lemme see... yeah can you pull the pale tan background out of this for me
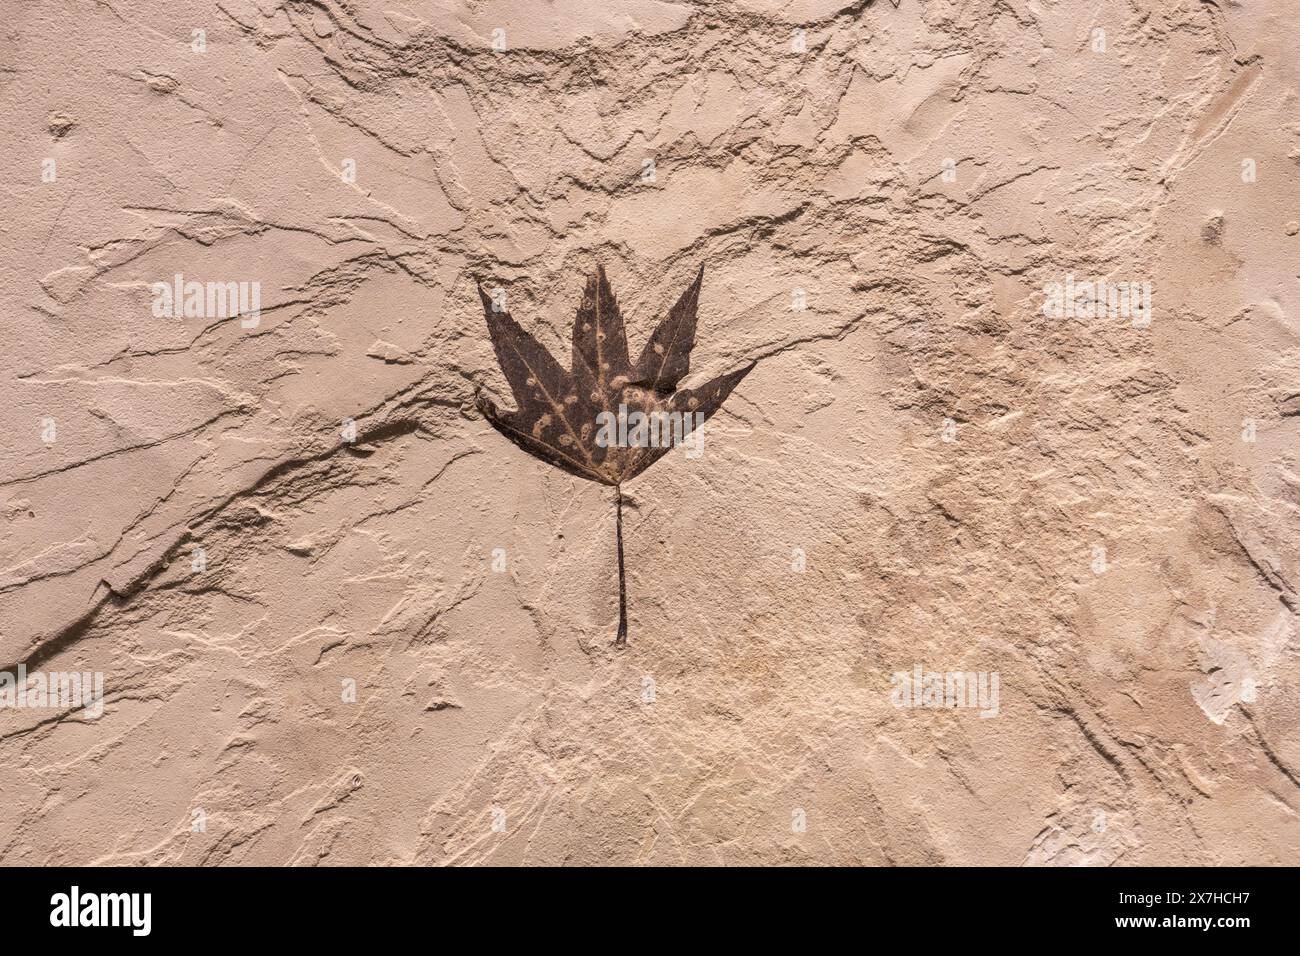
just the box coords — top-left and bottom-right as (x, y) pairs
(1, 0), (1297, 865)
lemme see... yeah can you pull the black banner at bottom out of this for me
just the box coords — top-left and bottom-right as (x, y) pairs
(0, 865), (1286, 941)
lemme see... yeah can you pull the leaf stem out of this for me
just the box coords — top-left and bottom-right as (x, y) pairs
(615, 484), (628, 646)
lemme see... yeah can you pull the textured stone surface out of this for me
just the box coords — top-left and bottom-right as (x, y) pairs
(1, 0), (1297, 865)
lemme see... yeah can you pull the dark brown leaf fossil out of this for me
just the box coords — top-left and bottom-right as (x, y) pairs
(475, 265), (754, 645)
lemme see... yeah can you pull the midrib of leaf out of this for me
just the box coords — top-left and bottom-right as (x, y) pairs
(578, 284), (625, 480)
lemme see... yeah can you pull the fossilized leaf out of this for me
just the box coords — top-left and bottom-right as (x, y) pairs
(477, 265), (752, 486)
